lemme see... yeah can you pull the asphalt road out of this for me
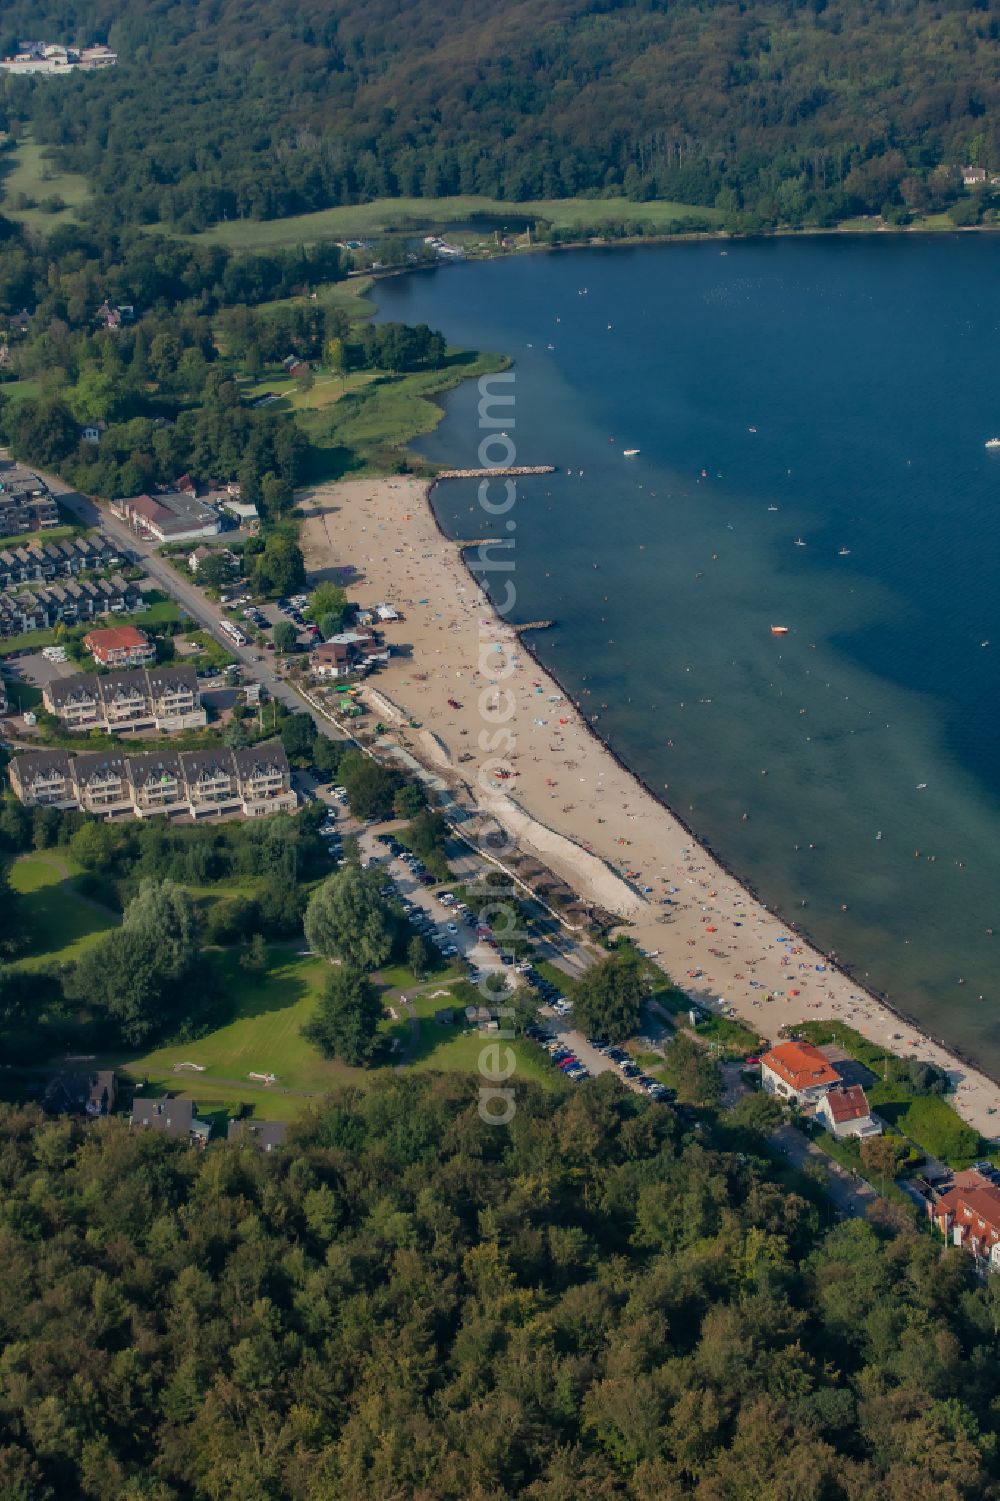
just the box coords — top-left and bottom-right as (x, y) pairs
(49, 479), (337, 736)
(771, 1123), (877, 1218)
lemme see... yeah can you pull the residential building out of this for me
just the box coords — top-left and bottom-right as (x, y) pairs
(311, 627), (390, 680)
(99, 668), (155, 731)
(130, 1097), (210, 1144)
(43, 672), (102, 729)
(128, 751), (186, 817)
(0, 463), (59, 536)
(963, 166), (988, 186)
(42, 665), (206, 734)
(9, 740), (294, 819)
(84, 624), (155, 668)
(232, 741), (298, 816)
(227, 1119), (288, 1152)
(815, 1084), (882, 1139)
(43, 1069), (117, 1117)
(146, 666), (206, 731)
(188, 544), (236, 574)
(81, 420), (107, 444)
(311, 642), (354, 680)
(930, 1166), (1000, 1270)
(73, 751), (134, 815)
(113, 491), (221, 543)
(8, 748), (76, 807)
(760, 1040), (842, 1105)
(180, 748), (241, 817)
(0, 573), (139, 637)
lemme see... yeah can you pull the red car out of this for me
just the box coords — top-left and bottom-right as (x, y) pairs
(447, 697), (461, 709)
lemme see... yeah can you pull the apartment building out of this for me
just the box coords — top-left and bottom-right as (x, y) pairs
(42, 665), (207, 734)
(8, 749), (77, 808)
(9, 740), (296, 820)
(0, 464), (58, 536)
(0, 573), (139, 637)
(83, 625), (155, 668)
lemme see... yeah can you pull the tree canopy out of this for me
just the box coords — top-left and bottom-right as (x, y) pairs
(303, 864), (396, 970)
(0, 1073), (998, 1496)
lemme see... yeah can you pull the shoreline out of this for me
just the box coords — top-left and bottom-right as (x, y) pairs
(300, 473), (1000, 1136)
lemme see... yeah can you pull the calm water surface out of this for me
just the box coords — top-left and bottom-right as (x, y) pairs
(375, 236), (1000, 1071)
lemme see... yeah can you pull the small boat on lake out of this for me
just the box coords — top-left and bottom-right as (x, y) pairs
(838, 547), (851, 556)
(986, 438), (1000, 449)
(794, 537), (807, 547)
(623, 448), (640, 457)
(770, 625), (789, 636)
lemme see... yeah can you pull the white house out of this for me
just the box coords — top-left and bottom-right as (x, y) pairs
(816, 1084), (882, 1139)
(760, 1040), (841, 1106)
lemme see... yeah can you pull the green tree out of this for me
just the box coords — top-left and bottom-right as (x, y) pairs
(407, 933), (431, 979)
(239, 932), (268, 981)
(196, 551), (238, 591)
(280, 712), (316, 761)
(572, 948), (645, 1041)
(338, 750), (402, 820)
(272, 619), (298, 654)
(305, 581), (347, 633)
(68, 820), (120, 872)
(301, 964), (382, 1065)
(664, 1031), (722, 1107)
(253, 534), (304, 597)
(393, 782), (427, 820)
(304, 865), (395, 969)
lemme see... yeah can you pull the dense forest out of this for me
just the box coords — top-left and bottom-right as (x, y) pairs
(1, 1074), (999, 1498)
(2, 0), (999, 229)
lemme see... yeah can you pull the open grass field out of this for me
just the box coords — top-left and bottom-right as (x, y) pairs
(124, 947), (347, 1094)
(10, 851), (118, 968)
(0, 135), (92, 232)
(300, 348), (506, 480)
(181, 195), (723, 251)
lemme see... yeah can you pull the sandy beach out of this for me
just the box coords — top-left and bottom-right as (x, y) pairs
(301, 475), (1000, 1136)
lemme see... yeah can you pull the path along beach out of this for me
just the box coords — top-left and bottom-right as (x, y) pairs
(301, 475), (1000, 1135)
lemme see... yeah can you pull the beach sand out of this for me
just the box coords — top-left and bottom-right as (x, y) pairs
(302, 475), (1000, 1135)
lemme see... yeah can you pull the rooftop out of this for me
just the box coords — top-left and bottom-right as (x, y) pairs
(762, 1040), (842, 1090)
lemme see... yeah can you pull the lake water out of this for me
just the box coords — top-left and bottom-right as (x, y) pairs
(374, 235), (1000, 1073)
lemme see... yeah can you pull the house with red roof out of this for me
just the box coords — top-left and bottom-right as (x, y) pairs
(760, 1040), (841, 1106)
(83, 624), (155, 669)
(930, 1168), (1000, 1271)
(816, 1083), (882, 1139)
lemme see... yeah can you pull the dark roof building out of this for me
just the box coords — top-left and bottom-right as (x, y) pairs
(43, 1069), (116, 1117)
(227, 1119), (288, 1152)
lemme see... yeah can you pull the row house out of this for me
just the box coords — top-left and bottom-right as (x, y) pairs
(0, 534), (117, 589)
(42, 665), (207, 734)
(9, 741), (297, 820)
(0, 573), (139, 637)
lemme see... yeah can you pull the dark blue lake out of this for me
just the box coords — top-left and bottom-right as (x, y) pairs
(375, 234), (1000, 1070)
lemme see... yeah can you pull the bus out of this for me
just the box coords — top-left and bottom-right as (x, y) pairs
(220, 620), (247, 647)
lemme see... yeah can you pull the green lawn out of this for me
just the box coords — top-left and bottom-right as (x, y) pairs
(0, 626), (57, 656)
(123, 947), (346, 1093)
(866, 1083), (982, 1168)
(131, 599), (184, 628)
(180, 194), (722, 250)
(300, 348), (508, 480)
(0, 134), (92, 232)
(0, 523), (78, 549)
(10, 851), (118, 968)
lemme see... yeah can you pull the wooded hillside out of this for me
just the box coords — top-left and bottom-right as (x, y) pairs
(1, 0), (998, 228)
